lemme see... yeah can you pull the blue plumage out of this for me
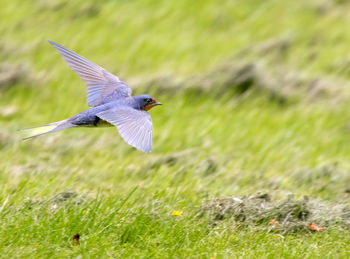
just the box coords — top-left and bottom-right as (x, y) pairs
(24, 42), (162, 153)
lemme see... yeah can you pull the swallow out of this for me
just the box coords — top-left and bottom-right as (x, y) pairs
(23, 41), (162, 153)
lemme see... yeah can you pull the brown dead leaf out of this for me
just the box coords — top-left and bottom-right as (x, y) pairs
(72, 233), (80, 245)
(308, 222), (324, 232)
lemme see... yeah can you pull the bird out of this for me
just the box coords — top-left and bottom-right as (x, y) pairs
(23, 41), (162, 153)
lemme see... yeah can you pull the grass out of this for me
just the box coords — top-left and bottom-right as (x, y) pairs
(1, 0), (350, 257)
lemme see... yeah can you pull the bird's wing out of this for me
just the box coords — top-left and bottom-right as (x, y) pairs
(97, 108), (152, 153)
(49, 41), (132, 107)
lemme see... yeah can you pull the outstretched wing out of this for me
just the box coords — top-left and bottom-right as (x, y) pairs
(97, 108), (152, 153)
(49, 41), (132, 107)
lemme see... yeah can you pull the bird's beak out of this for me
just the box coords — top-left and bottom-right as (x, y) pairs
(154, 102), (162, 106)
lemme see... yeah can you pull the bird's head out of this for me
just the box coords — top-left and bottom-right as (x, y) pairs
(135, 95), (162, 111)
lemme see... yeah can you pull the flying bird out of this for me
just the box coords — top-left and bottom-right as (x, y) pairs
(24, 41), (162, 153)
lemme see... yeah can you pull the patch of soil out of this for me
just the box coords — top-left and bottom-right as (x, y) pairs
(199, 193), (350, 234)
(22, 191), (85, 210)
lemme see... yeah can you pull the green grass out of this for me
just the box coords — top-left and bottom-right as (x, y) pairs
(1, 0), (350, 257)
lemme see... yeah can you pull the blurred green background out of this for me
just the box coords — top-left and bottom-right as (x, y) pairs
(1, 0), (350, 257)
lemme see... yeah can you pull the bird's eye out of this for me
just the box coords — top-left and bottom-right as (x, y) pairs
(145, 98), (152, 103)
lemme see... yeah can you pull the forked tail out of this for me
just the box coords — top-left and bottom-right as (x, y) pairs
(22, 119), (76, 140)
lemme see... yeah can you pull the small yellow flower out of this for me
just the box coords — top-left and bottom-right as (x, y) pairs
(172, 210), (183, 216)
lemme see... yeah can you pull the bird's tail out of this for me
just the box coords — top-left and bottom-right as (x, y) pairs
(21, 119), (76, 140)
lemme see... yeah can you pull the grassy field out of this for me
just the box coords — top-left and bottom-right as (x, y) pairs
(2, 0), (350, 257)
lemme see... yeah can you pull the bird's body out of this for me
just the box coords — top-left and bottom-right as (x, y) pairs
(24, 42), (162, 153)
(68, 96), (146, 127)
(69, 99), (131, 127)
(69, 102), (119, 128)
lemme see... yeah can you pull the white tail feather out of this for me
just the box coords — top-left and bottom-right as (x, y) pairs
(22, 120), (76, 140)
